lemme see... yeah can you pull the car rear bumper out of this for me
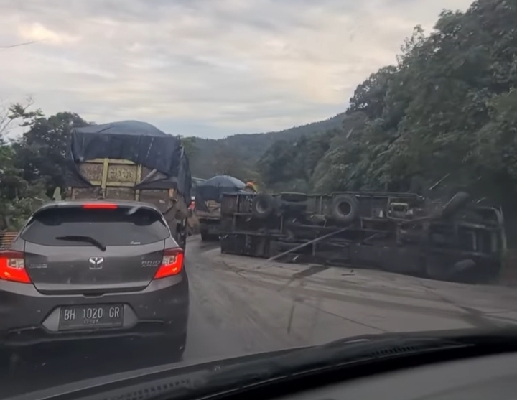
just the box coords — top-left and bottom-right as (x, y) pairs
(0, 275), (189, 346)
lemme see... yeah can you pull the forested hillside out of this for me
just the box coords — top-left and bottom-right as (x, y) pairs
(190, 0), (517, 215)
(187, 113), (346, 179)
(256, 0), (517, 215)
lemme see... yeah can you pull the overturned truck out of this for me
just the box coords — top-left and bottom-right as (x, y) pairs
(219, 191), (505, 283)
(63, 120), (192, 249)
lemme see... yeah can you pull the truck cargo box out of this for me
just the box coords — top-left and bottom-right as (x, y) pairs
(64, 121), (192, 248)
(65, 120), (191, 202)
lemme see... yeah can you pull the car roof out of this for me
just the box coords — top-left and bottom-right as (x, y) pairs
(34, 200), (162, 213)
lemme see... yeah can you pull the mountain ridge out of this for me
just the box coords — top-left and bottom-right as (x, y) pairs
(189, 112), (346, 178)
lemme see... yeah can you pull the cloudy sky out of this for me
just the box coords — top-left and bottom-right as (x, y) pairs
(1, 0), (471, 139)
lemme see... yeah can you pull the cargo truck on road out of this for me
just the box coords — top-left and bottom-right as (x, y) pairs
(195, 175), (247, 241)
(63, 121), (192, 249)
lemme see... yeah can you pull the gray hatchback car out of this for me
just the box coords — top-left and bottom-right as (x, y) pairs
(0, 200), (189, 355)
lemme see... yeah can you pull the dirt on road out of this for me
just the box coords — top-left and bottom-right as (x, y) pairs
(188, 236), (517, 354)
(2, 235), (517, 399)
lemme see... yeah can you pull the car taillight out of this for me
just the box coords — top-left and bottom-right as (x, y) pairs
(0, 250), (31, 284)
(154, 248), (184, 279)
(82, 203), (118, 209)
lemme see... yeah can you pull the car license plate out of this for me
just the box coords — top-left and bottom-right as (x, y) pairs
(58, 304), (124, 331)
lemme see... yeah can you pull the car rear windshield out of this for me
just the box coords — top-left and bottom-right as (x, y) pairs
(21, 207), (170, 246)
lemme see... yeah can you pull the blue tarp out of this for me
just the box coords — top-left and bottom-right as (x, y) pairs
(196, 175), (245, 203)
(65, 120), (192, 201)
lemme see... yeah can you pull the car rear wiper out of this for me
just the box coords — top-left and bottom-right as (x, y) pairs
(125, 205), (143, 215)
(55, 235), (107, 251)
(124, 205), (168, 227)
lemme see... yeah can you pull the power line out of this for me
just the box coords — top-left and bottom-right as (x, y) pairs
(0, 40), (40, 51)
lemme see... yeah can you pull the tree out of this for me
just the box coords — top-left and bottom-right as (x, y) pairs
(257, 130), (336, 192)
(13, 112), (88, 195)
(180, 136), (198, 161)
(257, 0), (517, 212)
(0, 98), (46, 230)
(0, 97), (42, 137)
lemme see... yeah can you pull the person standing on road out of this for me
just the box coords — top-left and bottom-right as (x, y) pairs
(244, 181), (257, 193)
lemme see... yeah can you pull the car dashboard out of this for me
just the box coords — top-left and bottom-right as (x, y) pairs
(275, 352), (517, 400)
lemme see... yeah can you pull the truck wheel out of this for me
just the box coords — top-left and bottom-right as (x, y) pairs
(220, 237), (228, 254)
(330, 194), (359, 224)
(173, 231), (186, 249)
(179, 232), (187, 249)
(252, 194), (276, 218)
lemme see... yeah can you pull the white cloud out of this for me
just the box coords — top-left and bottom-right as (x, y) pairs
(0, 0), (472, 138)
(18, 22), (79, 45)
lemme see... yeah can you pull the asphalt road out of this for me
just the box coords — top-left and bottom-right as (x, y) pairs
(3, 236), (517, 398)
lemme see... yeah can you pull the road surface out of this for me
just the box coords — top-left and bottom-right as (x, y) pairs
(2, 236), (517, 398)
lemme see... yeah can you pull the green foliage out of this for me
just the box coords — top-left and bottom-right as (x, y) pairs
(258, 0), (517, 208)
(188, 113), (346, 178)
(179, 136), (198, 161)
(13, 112), (88, 196)
(257, 130), (337, 192)
(0, 100), (48, 230)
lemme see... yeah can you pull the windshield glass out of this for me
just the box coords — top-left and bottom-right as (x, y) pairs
(1, 0), (516, 398)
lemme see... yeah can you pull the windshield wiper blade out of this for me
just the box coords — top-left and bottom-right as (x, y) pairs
(55, 235), (107, 251)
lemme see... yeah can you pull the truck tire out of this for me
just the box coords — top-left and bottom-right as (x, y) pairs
(252, 194), (276, 218)
(200, 229), (209, 242)
(330, 194), (359, 224)
(171, 221), (187, 249)
(220, 237), (228, 254)
(179, 228), (187, 250)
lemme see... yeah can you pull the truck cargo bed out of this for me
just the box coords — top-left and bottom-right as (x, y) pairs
(67, 158), (188, 248)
